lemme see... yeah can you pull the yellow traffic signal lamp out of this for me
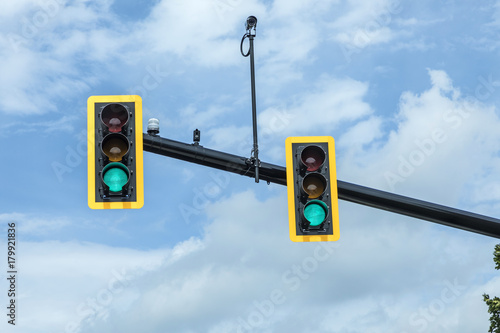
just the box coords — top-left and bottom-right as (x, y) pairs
(87, 95), (144, 209)
(285, 136), (339, 242)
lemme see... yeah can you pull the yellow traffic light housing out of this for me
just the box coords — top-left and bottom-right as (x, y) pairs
(87, 95), (144, 209)
(285, 136), (339, 242)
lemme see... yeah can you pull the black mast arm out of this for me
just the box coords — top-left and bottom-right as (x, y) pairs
(143, 133), (500, 239)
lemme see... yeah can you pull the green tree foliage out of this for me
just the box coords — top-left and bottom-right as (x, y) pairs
(483, 244), (500, 333)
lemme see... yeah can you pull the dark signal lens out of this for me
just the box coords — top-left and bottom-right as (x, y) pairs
(102, 133), (130, 162)
(101, 103), (129, 133)
(302, 173), (327, 199)
(300, 145), (325, 171)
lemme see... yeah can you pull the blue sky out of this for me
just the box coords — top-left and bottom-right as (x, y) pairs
(1, 0), (500, 332)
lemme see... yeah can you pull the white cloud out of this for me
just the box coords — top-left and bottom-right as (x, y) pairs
(4, 63), (500, 329)
(329, 0), (402, 46)
(2, 238), (201, 333)
(0, 1), (116, 114)
(334, 69), (500, 216)
(260, 76), (372, 137)
(269, 0), (337, 19)
(0, 114), (79, 136)
(2, 3), (500, 333)
(207, 124), (253, 153)
(135, 0), (267, 67)
(8, 190), (495, 333)
(179, 103), (233, 130)
(200, 75), (372, 159)
(0, 0), (383, 117)
(0, 0), (48, 21)
(0, 213), (71, 235)
(338, 116), (384, 148)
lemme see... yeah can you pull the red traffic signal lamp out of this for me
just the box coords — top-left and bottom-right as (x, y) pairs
(285, 136), (339, 242)
(87, 95), (144, 209)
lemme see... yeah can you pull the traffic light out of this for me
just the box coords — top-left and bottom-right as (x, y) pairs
(87, 95), (144, 209)
(285, 136), (339, 242)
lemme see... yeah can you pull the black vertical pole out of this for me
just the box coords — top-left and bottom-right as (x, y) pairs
(249, 34), (259, 183)
(241, 16), (260, 183)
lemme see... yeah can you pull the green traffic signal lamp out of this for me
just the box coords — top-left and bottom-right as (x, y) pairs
(102, 162), (130, 193)
(303, 200), (329, 227)
(285, 136), (339, 242)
